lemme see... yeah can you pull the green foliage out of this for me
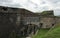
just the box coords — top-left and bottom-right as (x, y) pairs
(41, 11), (53, 15)
(41, 11), (48, 15)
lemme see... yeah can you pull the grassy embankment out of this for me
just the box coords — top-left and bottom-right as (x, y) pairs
(42, 23), (60, 38)
(33, 23), (60, 38)
(32, 29), (49, 38)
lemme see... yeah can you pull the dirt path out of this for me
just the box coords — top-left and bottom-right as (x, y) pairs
(26, 37), (31, 38)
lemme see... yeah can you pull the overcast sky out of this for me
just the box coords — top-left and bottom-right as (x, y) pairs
(0, 0), (60, 16)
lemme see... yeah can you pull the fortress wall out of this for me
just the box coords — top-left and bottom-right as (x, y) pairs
(40, 17), (55, 28)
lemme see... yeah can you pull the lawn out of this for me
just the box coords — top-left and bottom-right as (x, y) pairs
(42, 23), (60, 38)
(32, 23), (60, 38)
(32, 29), (49, 38)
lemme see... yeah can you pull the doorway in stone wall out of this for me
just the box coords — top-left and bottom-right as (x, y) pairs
(40, 23), (43, 28)
(52, 24), (54, 27)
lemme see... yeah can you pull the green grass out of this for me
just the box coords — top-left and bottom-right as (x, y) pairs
(32, 29), (49, 38)
(32, 23), (60, 38)
(42, 23), (60, 38)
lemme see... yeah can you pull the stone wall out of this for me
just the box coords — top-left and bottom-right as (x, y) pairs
(0, 6), (37, 38)
(23, 17), (40, 25)
(0, 6), (60, 38)
(0, 13), (17, 38)
(39, 16), (60, 28)
(55, 17), (60, 24)
(40, 16), (55, 28)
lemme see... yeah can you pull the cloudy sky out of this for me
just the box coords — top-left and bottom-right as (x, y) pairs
(0, 0), (60, 16)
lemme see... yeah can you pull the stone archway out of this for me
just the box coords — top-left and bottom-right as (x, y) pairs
(39, 23), (43, 28)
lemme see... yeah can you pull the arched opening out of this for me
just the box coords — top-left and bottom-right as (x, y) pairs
(39, 23), (43, 28)
(52, 24), (54, 26)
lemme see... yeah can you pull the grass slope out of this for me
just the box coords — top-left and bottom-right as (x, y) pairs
(32, 29), (49, 38)
(42, 23), (60, 38)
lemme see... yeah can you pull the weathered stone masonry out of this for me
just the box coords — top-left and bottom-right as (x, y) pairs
(0, 6), (39, 38)
(0, 6), (60, 38)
